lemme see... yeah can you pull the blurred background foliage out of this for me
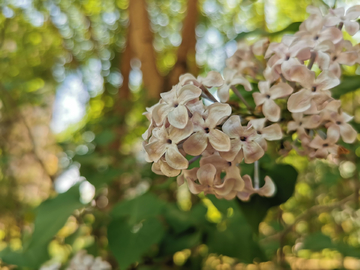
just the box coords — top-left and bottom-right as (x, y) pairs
(1, 0), (360, 269)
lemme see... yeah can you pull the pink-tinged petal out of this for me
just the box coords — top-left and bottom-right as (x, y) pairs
(248, 118), (266, 131)
(340, 123), (357, 143)
(323, 15), (341, 26)
(209, 129), (231, 152)
(214, 178), (235, 196)
(253, 92), (266, 106)
(342, 112), (354, 123)
(231, 76), (252, 91)
(183, 131), (208, 156)
(292, 113), (303, 122)
(243, 141), (264, 164)
(337, 51), (358, 66)
(315, 148), (328, 158)
(160, 87), (177, 103)
(236, 175), (254, 201)
(303, 115), (321, 129)
(315, 71), (340, 90)
(179, 73), (197, 85)
(316, 51), (330, 70)
(257, 176), (276, 197)
(200, 71), (224, 87)
(281, 57), (302, 80)
(177, 84), (202, 104)
(287, 121), (298, 132)
(262, 124), (283, 141)
(346, 5), (360, 16)
(331, 7), (345, 17)
(168, 105), (189, 129)
(165, 145), (188, 170)
(263, 99), (281, 122)
(225, 167), (244, 190)
(327, 125), (340, 144)
(186, 179), (204, 194)
(258, 81), (270, 94)
(223, 115), (242, 138)
(206, 103), (232, 127)
(329, 63), (342, 78)
(169, 120), (193, 143)
(184, 168), (198, 181)
(265, 42), (280, 58)
(217, 84), (230, 102)
(287, 89), (312, 113)
(152, 161), (163, 175)
(289, 65), (315, 89)
(296, 47), (311, 61)
(319, 27), (343, 44)
(144, 141), (167, 162)
(345, 21), (360, 36)
(177, 172), (185, 186)
(187, 99), (205, 114)
(197, 164), (217, 186)
(152, 103), (172, 126)
(270, 83), (293, 99)
(309, 135), (325, 149)
(160, 161), (181, 177)
(256, 137), (268, 151)
(191, 112), (205, 131)
(219, 139), (242, 161)
(263, 66), (280, 82)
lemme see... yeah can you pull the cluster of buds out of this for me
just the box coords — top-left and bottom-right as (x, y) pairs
(142, 5), (360, 201)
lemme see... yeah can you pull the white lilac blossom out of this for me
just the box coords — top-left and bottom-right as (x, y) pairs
(142, 4), (359, 201)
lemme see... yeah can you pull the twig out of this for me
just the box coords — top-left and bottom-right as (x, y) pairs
(260, 193), (356, 244)
(254, 160), (259, 189)
(307, 51), (316, 70)
(200, 86), (218, 103)
(338, 22), (344, 31)
(189, 155), (201, 165)
(230, 85), (253, 111)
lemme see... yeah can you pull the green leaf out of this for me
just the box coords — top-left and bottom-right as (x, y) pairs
(111, 193), (165, 225)
(235, 22), (301, 41)
(206, 211), (267, 263)
(160, 230), (201, 255)
(238, 164), (298, 232)
(0, 185), (83, 268)
(108, 217), (165, 270)
(95, 129), (116, 146)
(302, 232), (334, 251)
(332, 75), (360, 99)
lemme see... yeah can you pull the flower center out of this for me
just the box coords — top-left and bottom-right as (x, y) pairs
(204, 127), (210, 133)
(167, 139), (172, 144)
(333, 56), (338, 61)
(285, 55), (290, 61)
(257, 131), (262, 135)
(314, 35), (319, 40)
(336, 121), (342, 125)
(228, 162), (232, 166)
(311, 86), (317, 92)
(323, 143), (329, 147)
(174, 103), (179, 108)
(299, 122), (302, 126)
(240, 136), (246, 141)
(266, 94), (271, 99)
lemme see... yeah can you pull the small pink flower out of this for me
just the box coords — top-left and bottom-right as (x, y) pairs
(237, 175), (276, 201)
(152, 158), (181, 177)
(324, 6), (360, 35)
(248, 118), (283, 151)
(144, 121), (193, 170)
(152, 84), (201, 129)
(309, 126), (340, 158)
(328, 40), (358, 77)
(183, 103), (232, 156)
(253, 81), (293, 122)
(287, 113), (321, 136)
(217, 68), (252, 102)
(287, 68), (339, 113)
(326, 111), (357, 143)
(221, 115), (264, 163)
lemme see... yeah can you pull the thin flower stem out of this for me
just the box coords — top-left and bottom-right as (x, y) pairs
(189, 155), (201, 165)
(230, 85), (253, 111)
(201, 86), (218, 102)
(307, 51), (316, 70)
(317, 129), (327, 139)
(254, 160), (260, 190)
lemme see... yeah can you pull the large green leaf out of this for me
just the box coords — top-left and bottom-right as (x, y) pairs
(238, 164), (298, 232)
(0, 185), (83, 268)
(332, 75), (360, 99)
(205, 197), (267, 263)
(108, 217), (165, 270)
(111, 193), (165, 225)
